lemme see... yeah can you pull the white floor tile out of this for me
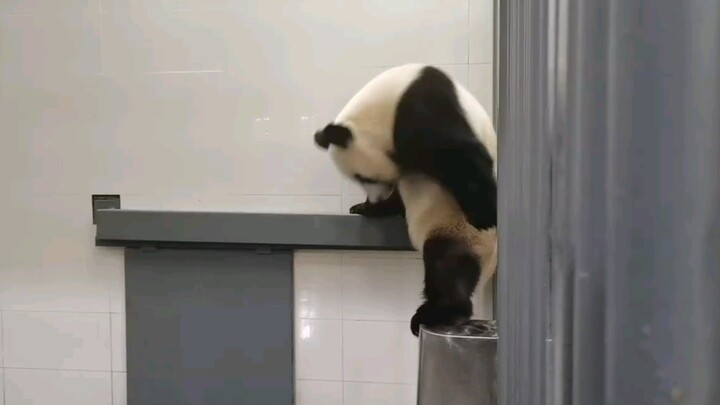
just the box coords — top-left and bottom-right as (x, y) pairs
(4, 368), (111, 405)
(2, 311), (111, 371)
(112, 372), (127, 405)
(295, 380), (342, 405)
(343, 321), (419, 384)
(343, 382), (417, 405)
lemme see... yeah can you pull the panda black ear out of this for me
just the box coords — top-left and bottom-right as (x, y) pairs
(314, 124), (353, 149)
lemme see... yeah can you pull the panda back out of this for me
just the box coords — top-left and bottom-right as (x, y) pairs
(334, 64), (426, 151)
(453, 82), (498, 179)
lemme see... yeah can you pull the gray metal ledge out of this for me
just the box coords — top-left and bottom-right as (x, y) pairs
(94, 209), (414, 251)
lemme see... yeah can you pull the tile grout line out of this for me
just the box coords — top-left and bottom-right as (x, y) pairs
(467, 0), (472, 65)
(109, 313), (114, 403)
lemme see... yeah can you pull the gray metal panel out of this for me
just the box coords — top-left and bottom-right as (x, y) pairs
(604, 0), (720, 403)
(125, 248), (294, 405)
(499, 0), (720, 404)
(95, 209), (413, 251)
(496, 1), (553, 404)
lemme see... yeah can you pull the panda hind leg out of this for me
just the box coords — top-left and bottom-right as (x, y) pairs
(410, 236), (480, 336)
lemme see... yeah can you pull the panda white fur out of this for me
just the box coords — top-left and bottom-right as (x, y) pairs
(313, 63), (498, 231)
(398, 173), (498, 336)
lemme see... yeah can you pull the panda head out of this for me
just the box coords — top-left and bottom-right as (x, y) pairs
(314, 122), (399, 203)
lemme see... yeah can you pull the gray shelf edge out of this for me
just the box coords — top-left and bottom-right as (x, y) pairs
(94, 209), (415, 251)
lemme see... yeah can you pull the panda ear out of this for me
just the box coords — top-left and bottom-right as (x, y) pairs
(314, 124), (353, 149)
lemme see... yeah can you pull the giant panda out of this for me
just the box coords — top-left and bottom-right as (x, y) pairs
(397, 173), (498, 336)
(313, 63), (497, 231)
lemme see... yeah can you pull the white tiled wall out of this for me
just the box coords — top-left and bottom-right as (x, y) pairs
(0, 1), (494, 404)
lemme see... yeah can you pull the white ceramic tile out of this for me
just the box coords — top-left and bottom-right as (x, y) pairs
(101, 0), (228, 14)
(469, 0), (495, 64)
(342, 258), (424, 322)
(295, 319), (342, 381)
(343, 382), (417, 405)
(0, 77), (111, 195)
(109, 253), (125, 314)
(294, 252), (343, 320)
(112, 372), (126, 405)
(0, 311), (4, 366)
(0, 195), (112, 313)
(223, 1), (362, 72)
(101, 6), (227, 74)
(122, 194), (342, 214)
(92, 73), (240, 195)
(0, 0), (97, 15)
(2, 311), (111, 371)
(440, 64), (471, 89)
(468, 64), (494, 118)
(295, 380), (342, 405)
(342, 178), (367, 196)
(4, 368), (111, 405)
(94, 71), (343, 196)
(233, 124), (344, 196)
(319, 0), (470, 66)
(343, 321), (419, 384)
(110, 313), (126, 372)
(0, 13), (101, 83)
(359, 0), (469, 66)
(225, 76), (348, 196)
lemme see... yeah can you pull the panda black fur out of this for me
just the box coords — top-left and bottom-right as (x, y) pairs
(398, 173), (497, 336)
(313, 63), (497, 231)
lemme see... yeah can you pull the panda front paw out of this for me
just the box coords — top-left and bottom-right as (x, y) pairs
(349, 202), (370, 215)
(410, 301), (472, 337)
(349, 201), (388, 217)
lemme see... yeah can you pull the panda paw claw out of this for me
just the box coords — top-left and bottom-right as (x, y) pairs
(350, 201), (388, 217)
(410, 301), (472, 337)
(349, 202), (369, 215)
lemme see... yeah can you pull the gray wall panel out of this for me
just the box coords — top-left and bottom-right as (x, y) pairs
(604, 1), (720, 403)
(498, 0), (720, 404)
(496, 1), (553, 404)
(125, 249), (294, 405)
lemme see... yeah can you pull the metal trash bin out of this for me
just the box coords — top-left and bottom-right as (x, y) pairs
(417, 320), (498, 405)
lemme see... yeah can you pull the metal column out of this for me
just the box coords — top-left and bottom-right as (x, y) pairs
(497, 0), (720, 404)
